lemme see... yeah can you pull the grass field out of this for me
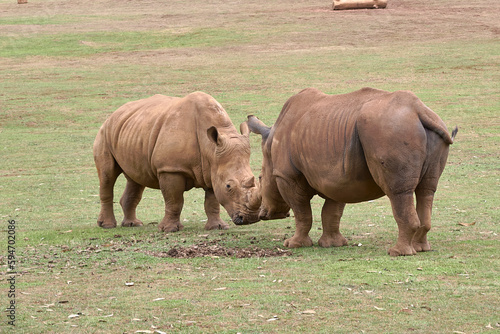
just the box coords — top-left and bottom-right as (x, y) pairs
(1, 0), (499, 333)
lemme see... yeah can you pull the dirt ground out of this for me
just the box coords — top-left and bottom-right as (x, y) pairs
(145, 240), (292, 259)
(1, 0), (499, 68)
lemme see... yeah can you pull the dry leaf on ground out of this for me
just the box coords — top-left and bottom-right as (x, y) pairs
(458, 222), (476, 227)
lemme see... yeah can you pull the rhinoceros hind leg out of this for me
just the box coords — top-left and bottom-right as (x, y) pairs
(158, 173), (186, 233)
(387, 193), (419, 256)
(120, 176), (145, 227)
(204, 190), (230, 230)
(412, 187), (435, 252)
(318, 199), (348, 248)
(412, 235), (431, 253)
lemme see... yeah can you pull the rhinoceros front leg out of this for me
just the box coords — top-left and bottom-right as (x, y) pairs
(120, 176), (145, 227)
(94, 148), (121, 229)
(203, 189), (230, 230)
(318, 199), (348, 248)
(158, 173), (185, 233)
(284, 204), (314, 248)
(277, 178), (314, 248)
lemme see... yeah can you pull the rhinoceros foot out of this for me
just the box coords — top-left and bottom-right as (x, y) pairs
(121, 219), (143, 227)
(204, 218), (230, 231)
(158, 221), (184, 233)
(412, 241), (431, 252)
(412, 229), (431, 252)
(318, 234), (348, 248)
(97, 219), (117, 229)
(284, 235), (313, 248)
(388, 244), (417, 257)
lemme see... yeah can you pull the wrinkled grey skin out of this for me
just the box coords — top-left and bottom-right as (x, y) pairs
(245, 87), (457, 256)
(94, 92), (261, 233)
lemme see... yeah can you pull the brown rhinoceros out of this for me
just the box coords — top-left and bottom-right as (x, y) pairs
(245, 87), (457, 256)
(93, 92), (261, 232)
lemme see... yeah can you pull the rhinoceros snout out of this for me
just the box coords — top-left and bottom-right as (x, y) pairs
(233, 214), (244, 225)
(232, 212), (260, 225)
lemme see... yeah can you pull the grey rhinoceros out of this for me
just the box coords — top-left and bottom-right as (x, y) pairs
(93, 92), (261, 232)
(245, 87), (457, 256)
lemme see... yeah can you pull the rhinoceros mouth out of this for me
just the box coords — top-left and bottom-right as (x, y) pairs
(231, 212), (260, 225)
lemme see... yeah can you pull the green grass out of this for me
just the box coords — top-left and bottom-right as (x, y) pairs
(1, 0), (499, 333)
(0, 15), (81, 26)
(0, 28), (250, 58)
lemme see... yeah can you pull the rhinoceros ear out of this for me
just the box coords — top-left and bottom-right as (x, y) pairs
(240, 121), (250, 137)
(207, 126), (228, 147)
(247, 115), (271, 141)
(207, 126), (220, 145)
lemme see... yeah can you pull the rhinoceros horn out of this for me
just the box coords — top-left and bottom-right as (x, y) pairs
(245, 115), (271, 141)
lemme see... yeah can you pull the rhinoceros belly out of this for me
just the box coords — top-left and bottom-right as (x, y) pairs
(311, 176), (385, 203)
(294, 142), (385, 203)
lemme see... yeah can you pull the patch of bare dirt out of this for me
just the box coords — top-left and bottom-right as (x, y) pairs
(144, 241), (292, 259)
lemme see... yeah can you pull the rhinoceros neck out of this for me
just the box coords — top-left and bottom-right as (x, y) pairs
(199, 147), (214, 189)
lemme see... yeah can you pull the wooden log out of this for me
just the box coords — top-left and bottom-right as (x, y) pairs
(332, 0), (387, 10)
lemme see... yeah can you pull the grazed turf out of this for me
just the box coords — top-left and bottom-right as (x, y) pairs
(0, 0), (499, 333)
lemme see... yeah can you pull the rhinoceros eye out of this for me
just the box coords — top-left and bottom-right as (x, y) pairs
(225, 180), (236, 192)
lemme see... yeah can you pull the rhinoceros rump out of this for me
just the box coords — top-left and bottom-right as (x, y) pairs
(94, 92), (261, 232)
(246, 87), (457, 256)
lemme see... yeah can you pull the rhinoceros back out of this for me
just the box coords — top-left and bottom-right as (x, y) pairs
(272, 88), (384, 173)
(270, 88), (401, 202)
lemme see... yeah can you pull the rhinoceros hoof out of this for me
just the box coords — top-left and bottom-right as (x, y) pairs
(284, 236), (313, 248)
(98, 220), (117, 229)
(318, 235), (348, 248)
(159, 222), (184, 233)
(121, 219), (143, 227)
(388, 245), (417, 257)
(204, 220), (230, 230)
(413, 241), (431, 252)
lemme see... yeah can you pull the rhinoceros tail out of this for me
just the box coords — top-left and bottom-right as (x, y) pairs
(451, 126), (458, 142)
(416, 104), (455, 145)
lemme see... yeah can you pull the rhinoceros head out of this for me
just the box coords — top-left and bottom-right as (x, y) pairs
(207, 126), (261, 225)
(244, 115), (291, 221)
